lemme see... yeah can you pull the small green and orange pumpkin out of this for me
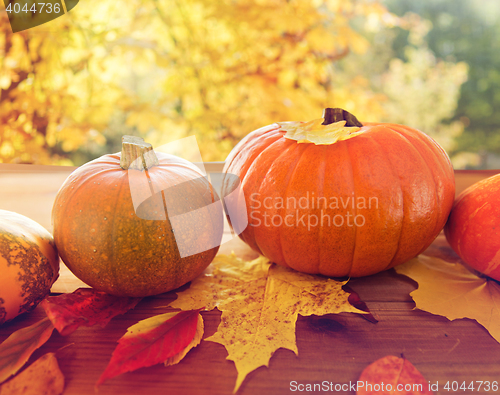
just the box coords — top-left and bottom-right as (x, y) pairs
(0, 210), (59, 325)
(52, 136), (223, 297)
(223, 108), (456, 277)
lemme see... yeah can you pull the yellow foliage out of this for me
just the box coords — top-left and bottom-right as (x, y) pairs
(1, 0), (403, 164)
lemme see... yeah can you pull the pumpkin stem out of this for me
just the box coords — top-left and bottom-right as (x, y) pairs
(322, 108), (363, 127)
(120, 135), (159, 170)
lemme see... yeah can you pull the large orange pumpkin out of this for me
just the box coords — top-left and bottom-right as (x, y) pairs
(0, 210), (59, 325)
(222, 108), (455, 277)
(52, 136), (223, 297)
(445, 173), (500, 281)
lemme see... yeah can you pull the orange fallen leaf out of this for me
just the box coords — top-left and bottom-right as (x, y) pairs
(170, 254), (365, 392)
(96, 309), (203, 387)
(0, 318), (55, 384)
(41, 288), (141, 336)
(395, 255), (500, 343)
(356, 355), (432, 395)
(0, 353), (64, 395)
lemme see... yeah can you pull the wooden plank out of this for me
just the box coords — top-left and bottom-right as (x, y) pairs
(0, 168), (74, 232)
(0, 162), (225, 233)
(454, 169), (500, 197)
(1, 165), (496, 233)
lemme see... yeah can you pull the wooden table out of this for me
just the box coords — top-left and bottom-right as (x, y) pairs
(1, 164), (500, 395)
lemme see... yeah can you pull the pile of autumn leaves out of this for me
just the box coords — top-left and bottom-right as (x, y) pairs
(0, 288), (205, 393)
(1, 251), (499, 394)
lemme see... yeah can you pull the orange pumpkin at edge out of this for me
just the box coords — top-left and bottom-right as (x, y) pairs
(52, 136), (223, 297)
(445, 173), (500, 281)
(222, 108), (456, 277)
(0, 210), (59, 325)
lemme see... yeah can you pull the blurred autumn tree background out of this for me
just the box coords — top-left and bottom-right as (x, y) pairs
(0, 0), (498, 168)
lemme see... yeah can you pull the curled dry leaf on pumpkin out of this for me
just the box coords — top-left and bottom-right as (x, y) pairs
(0, 352), (64, 395)
(169, 253), (365, 393)
(280, 118), (363, 145)
(395, 255), (500, 343)
(0, 318), (55, 385)
(356, 355), (432, 395)
(40, 288), (141, 336)
(96, 309), (203, 387)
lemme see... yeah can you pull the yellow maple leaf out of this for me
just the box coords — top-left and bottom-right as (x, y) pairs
(279, 119), (363, 145)
(169, 254), (364, 392)
(395, 255), (500, 343)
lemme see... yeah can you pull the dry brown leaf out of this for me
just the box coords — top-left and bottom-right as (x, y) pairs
(0, 353), (64, 395)
(41, 288), (141, 336)
(0, 318), (55, 384)
(395, 255), (500, 343)
(170, 254), (364, 392)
